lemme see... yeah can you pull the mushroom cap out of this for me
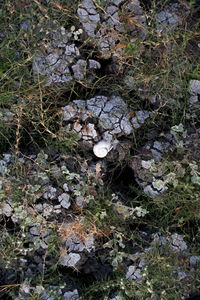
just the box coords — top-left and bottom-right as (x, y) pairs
(93, 140), (112, 158)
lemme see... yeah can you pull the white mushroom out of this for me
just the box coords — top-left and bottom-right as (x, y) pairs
(93, 140), (113, 158)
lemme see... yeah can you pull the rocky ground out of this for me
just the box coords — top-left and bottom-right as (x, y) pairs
(0, 0), (200, 299)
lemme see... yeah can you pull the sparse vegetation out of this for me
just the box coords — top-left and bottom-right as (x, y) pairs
(0, 0), (200, 299)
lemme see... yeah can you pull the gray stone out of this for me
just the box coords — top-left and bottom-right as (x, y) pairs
(20, 20), (31, 32)
(73, 100), (86, 108)
(65, 232), (95, 253)
(155, 3), (187, 33)
(63, 289), (79, 300)
(58, 193), (71, 209)
(89, 14), (100, 23)
(3, 153), (12, 163)
(87, 104), (101, 116)
(126, 265), (142, 281)
(189, 95), (198, 104)
(107, 5), (118, 15)
(107, 13), (120, 27)
(102, 131), (114, 143)
(190, 256), (200, 267)
(136, 110), (150, 124)
(153, 141), (164, 152)
(138, 258), (147, 268)
(156, 11), (171, 22)
(111, 0), (124, 5)
(62, 105), (77, 121)
(177, 271), (187, 280)
(43, 203), (53, 217)
(33, 30), (85, 86)
(43, 186), (57, 200)
(40, 241), (48, 249)
(144, 185), (159, 197)
(60, 252), (81, 268)
(0, 202), (13, 217)
(98, 37), (110, 51)
(63, 183), (69, 192)
(82, 22), (97, 37)
(65, 44), (80, 57)
(124, 75), (135, 89)
(62, 94), (152, 155)
(120, 116), (133, 135)
(82, 123), (98, 140)
(151, 149), (162, 161)
(153, 234), (167, 247)
(82, 0), (97, 14)
(0, 110), (14, 122)
(45, 53), (59, 65)
(131, 117), (140, 129)
(189, 80), (200, 95)
(170, 233), (188, 252)
(88, 59), (101, 69)
(88, 96), (108, 108)
(126, 0), (144, 15)
(73, 122), (82, 133)
(72, 59), (87, 80)
(0, 159), (7, 175)
(30, 226), (40, 236)
(75, 196), (85, 207)
(77, 7), (89, 21)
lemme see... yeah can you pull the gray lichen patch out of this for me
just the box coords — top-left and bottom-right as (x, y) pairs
(32, 25), (101, 86)
(59, 221), (96, 269)
(62, 95), (151, 155)
(155, 3), (190, 34)
(129, 133), (175, 197)
(77, 0), (147, 58)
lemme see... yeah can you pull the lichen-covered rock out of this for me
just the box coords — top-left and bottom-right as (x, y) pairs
(190, 256), (200, 267)
(32, 26), (101, 86)
(0, 202), (13, 217)
(77, 0), (147, 57)
(152, 233), (188, 253)
(62, 95), (151, 158)
(0, 109), (14, 122)
(58, 193), (71, 209)
(59, 221), (96, 269)
(126, 258), (147, 281)
(155, 3), (190, 34)
(170, 233), (188, 253)
(129, 133), (175, 197)
(189, 80), (200, 103)
(63, 289), (79, 300)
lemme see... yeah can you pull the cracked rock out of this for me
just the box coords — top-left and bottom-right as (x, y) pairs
(190, 256), (200, 267)
(129, 134), (175, 197)
(33, 25), (100, 85)
(58, 193), (71, 209)
(155, 3), (190, 34)
(126, 258), (146, 281)
(59, 222), (96, 269)
(189, 80), (200, 95)
(62, 95), (150, 158)
(63, 289), (79, 300)
(60, 252), (82, 268)
(43, 186), (57, 200)
(170, 233), (188, 252)
(78, 0), (146, 57)
(0, 202), (13, 217)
